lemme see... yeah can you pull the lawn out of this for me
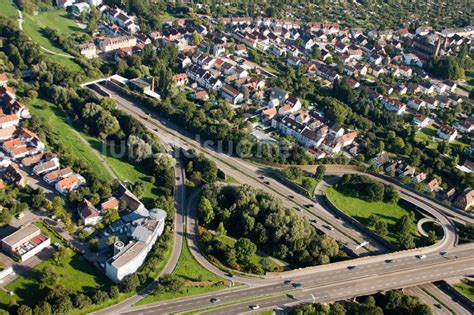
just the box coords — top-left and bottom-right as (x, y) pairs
(136, 242), (229, 305)
(326, 187), (425, 247)
(84, 134), (161, 202)
(0, 243), (111, 309)
(0, 0), (18, 18)
(26, 99), (113, 181)
(216, 235), (282, 270)
(454, 279), (474, 301)
(22, 8), (84, 72)
(23, 9), (83, 54)
(292, 175), (319, 197)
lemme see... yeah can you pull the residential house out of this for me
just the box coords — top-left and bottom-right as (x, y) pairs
(411, 172), (427, 184)
(101, 197), (119, 211)
(412, 113), (429, 128)
(261, 107), (277, 121)
(437, 125), (457, 142)
(3, 164), (27, 186)
(408, 98), (425, 111)
(99, 36), (137, 53)
(220, 84), (243, 104)
(43, 167), (73, 184)
(382, 97), (406, 115)
(425, 178), (439, 193)
(79, 42), (98, 59)
(0, 73), (8, 86)
(33, 158), (60, 176)
(0, 114), (20, 129)
(267, 87), (289, 107)
(453, 190), (474, 211)
(56, 174), (86, 195)
(172, 73), (188, 87)
(106, 7), (140, 33)
(78, 199), (103, 226)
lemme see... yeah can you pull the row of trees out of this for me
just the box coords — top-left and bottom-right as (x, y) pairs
(198, 184), (341, 268)
(290, 289), (433, 315)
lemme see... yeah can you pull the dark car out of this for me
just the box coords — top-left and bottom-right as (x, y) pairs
(385, 259), (394, 263)
(284, 280), (292, 285)
(347, 265), (356, 270)
(304, 204), (314, 208)
(288, 195), (295, 199)
(264, 181), (271, 185)
(210, 298), (220, 303)
(258, 176), (265, 180)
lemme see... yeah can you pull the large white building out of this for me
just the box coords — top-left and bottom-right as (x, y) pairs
(105, 208), (166, 282)
(1, 224), (51, 262)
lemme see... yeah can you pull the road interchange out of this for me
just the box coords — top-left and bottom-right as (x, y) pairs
(88, 80), (473, 314)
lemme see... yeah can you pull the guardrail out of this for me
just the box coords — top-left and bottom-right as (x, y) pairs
(434, 280), (474, 313)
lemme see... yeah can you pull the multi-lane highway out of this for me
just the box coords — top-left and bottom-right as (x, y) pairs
(88, 80), (473, 314)
(124, 244), (474, 314)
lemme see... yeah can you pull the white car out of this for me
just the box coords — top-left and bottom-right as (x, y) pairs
(416, 254), (427, 260)
(250, 305), (260, 310)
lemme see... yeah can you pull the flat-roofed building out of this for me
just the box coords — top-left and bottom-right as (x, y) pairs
(1, 224), (50, 262)
(105, 208), (166, 282)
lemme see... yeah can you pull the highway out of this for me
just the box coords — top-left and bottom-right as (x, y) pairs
(88, 80), (472, 314)
(124, 244), (474, 314)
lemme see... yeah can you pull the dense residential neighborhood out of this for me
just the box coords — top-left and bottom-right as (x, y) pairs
(0, 0), (473, 314)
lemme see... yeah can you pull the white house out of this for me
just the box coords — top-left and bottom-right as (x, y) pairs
(437, 125), (458, 142)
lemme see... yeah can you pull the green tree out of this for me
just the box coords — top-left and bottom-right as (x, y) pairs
(216, 222), (227, 236)
(234, 238), (257, 264)
(197, 197), (214, 226)
(314, 165), (326, 180)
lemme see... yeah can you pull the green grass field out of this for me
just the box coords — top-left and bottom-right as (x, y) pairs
(23, 9), (83, 54)
(84, 135), (161, 202)
(27, 99), (113, 181)
(0, 0), (18, 18)
(326, 187), (424, 246)
(137, 242), (228, 305)
(454, 279), (474, 301)
(216, 235), (282, 270)
(22, 9), (83, 71)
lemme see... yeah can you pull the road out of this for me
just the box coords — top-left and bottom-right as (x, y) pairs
(124, 244), (474, 314)
(89, 81), (469, 314)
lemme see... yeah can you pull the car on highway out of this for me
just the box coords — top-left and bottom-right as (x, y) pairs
(264, 181), (271, 185)
(310, 219), (317, 223)
(416, 254), (427, 260)
(294, 207), (303, 212)
(258, 176), (264, 180)
(250, 305), (260, 310)
(293, 283), (302, 288)
(434, 303), (442, 309)
(304, 204), (314, 208)
(325, 224), (335, 231)
(347, 265), (356, 270)
(440, 251), (448, 257)
(226, 273), (234, 277)
(284, 280), (292, 285)
(385, 259), (394, 263)
(153, 128), (159, 132)
(210, 298), (220, 303)
(288, 195), (294, 199)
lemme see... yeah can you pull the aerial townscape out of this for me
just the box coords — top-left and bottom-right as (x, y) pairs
(0, 0), (473, 314)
